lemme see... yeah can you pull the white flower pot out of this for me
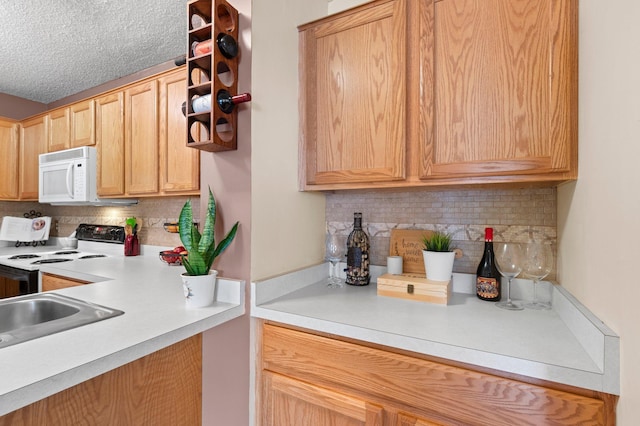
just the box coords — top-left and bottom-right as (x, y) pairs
(181, 270), (217, 308)
(422, 250), (455, 282)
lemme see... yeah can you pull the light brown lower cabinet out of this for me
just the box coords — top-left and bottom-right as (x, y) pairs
(0, 334), (202, 425)
(264, 371), (385, 426)
(41, 273), (91, 291)
(260, 323), (617, 426)
(0, 277), (20, 299)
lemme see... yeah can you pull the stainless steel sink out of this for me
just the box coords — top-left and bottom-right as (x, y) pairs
(0, 293), (124, 349)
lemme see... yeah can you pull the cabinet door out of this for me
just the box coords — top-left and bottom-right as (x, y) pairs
(41, 273), (90, 291)
(70, 99), (96, 147)
(421, 0), (577, 181)
(19, 116), (47, 200)
(299, 0), (407, 187)
(395, 413), (443, 426)
(263, 371), (383, 426)
(158, 69), (199, 194)
(0, 119), (19, 199)
(263, 324), (612, 425)
(125, 80), (159, 195)
(96, 92), (125, 196)
(0, 277), (21, 299)
(0, 335), (202, 425)
(47, 108), (70, 152)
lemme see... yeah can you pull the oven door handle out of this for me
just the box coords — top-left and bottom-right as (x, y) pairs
(66, 163), (74, 199)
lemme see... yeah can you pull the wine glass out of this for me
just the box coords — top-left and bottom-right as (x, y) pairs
(325, 232), (345, 287)
(494, 242), (524, 310)
(522, 242), (553, 310)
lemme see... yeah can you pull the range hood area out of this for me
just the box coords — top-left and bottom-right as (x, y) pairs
(47, 199), (139, 207)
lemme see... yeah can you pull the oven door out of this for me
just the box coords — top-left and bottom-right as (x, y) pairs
(0, 264), (38, 298)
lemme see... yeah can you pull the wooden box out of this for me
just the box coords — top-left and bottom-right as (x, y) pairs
(377, 273), (450, 305)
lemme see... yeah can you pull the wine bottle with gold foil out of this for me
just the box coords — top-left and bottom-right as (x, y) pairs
(345, 213), (370, 286)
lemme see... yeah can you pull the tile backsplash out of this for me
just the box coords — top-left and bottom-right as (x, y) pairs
(325, 188), (557, 279)
(0, 197), (200, 249)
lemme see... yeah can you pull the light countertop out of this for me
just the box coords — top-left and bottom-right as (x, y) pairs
(251, 263), (619, 395)
(0, 242), (245, 416)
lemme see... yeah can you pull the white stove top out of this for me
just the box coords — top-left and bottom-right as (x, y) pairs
(0, 224), (127, 271)
(0, 248), (112, 271)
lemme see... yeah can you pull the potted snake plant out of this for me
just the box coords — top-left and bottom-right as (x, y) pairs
(178, 187), (239, 308)
(422, 231), (456, 282)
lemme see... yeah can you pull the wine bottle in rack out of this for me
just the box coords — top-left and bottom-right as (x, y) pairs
(192, 39), (213, 56)
(192, 94), (212, 113)
(216, 90), (251, 114)
(345, 213), (370, 286)
(216, 33), (238, 59)
(186, 0), (241, 151)
(476, 227), (502, 301)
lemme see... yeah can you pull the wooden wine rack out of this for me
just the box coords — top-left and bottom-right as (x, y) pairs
(186, 0), (240, 152)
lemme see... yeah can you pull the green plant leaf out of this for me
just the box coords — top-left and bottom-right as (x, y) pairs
(178, 187), (239, 276)
(198, 190), (216, 257)
(182, 255), (196, 275)
(186, 249), (207, 275)
(422, 231), (453, 252)
(178, 199), (194, 252)
(213, 221), (239, 260)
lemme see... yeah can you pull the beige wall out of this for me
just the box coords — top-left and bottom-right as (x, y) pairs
(198, 1), (253, 425)
(329, 0), (370, 14)
(0, 93), (46, 120)
(250, 0), (327, 281)
(558, 1), (640, 424)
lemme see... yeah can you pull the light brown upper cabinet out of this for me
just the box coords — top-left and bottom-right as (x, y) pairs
(19, 115), (48, 200)
(158, 69), (200, 195)
(96, 92), (126, 197)
(299, 0), (407, 187)
(70, 99), (96, 148)
(47, 108), (70, 152)
(97, 69), (199, 198)
(420, 0), (578, 182)
(45, 100), (95, 153)
(0, 118), (19, 199)
(299, 0), (578, 190)
(12, 68), (197, 200)
(125, 80), (159, 196)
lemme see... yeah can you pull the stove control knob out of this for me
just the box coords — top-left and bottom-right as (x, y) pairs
(111, 228), (125, 242)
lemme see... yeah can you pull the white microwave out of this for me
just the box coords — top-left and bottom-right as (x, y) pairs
(39, 147), (136, 206)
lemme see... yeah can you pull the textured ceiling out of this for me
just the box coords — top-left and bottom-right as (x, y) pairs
(0, 0), (187, 104)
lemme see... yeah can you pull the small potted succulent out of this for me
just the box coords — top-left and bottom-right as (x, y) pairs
(178, 187), (239, 308)
(422, 231), (456, 282)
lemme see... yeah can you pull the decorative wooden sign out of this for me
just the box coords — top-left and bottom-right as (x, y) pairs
(388, 229), (434, 274)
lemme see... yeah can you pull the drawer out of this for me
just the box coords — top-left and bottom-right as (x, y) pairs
(262, 323), (611, 425)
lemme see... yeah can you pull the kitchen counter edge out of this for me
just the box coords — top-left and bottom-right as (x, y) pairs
(250, 263), (619, 395)
(0, 244), (245, 416)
